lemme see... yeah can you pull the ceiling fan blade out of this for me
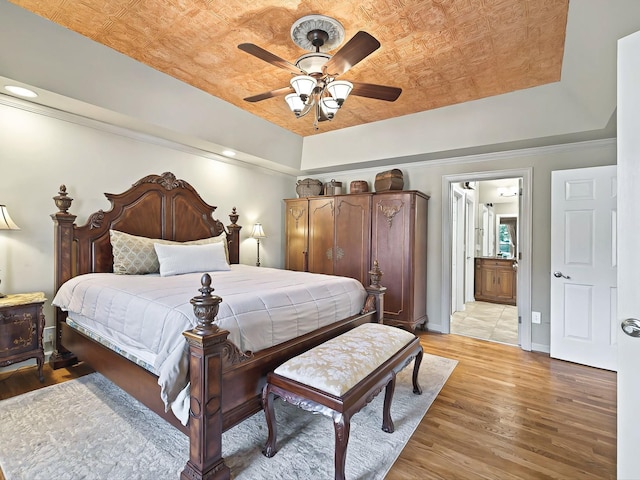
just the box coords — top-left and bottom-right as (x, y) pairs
(244, 86), (294, 103)
(350, 81), (402, 102)
(238, 43), (303, 74)
(323, 31), (381, 76)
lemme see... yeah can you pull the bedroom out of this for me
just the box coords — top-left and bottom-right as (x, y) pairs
(1, 0), (639, 478)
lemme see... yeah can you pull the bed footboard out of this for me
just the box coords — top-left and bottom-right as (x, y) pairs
(181, 270), (386, 480)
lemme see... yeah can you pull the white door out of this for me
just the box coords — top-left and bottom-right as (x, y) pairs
(617, 29), (640, 479)
(550, 165), (617, 371)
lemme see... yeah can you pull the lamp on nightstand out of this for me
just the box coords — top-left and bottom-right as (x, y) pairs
(0, 205), (20, 298)
(250, 223), (267, 267)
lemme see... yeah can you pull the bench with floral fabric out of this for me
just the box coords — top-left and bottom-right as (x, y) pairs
(261, 322), (423, 480)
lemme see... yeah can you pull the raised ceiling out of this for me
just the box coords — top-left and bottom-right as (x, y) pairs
(8, 0), (568, 137)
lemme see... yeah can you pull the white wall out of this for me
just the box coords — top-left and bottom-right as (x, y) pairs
(0, 93), (617, 355)
(309, 139), (616, 349)
(0, 100), (296, 330)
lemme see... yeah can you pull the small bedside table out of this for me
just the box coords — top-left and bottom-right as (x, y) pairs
(0, 292), (46, 382)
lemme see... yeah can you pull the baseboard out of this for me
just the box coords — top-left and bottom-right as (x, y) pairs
(531, 343), (550, 354)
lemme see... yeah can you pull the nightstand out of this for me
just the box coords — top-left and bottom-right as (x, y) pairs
(0, 292), (46, 382)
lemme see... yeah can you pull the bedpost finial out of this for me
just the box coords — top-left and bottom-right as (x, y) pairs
(53, 184), (73, 213)
(368, 260), (384, 289)
(229, 207), (239, 226)
(190, 273), (222, 334)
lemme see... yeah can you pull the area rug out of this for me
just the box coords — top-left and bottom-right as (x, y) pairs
(0, 353), (456, 480)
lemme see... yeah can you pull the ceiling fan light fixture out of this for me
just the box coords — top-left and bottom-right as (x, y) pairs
(327, 80), (353, 106)
(285, 93), (305, 116)
(290, 75), (316, 102)
(321, 97), (340, 120)
(295, 53), (332, 75)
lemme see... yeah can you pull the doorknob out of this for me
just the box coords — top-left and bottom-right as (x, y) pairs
(621, 318), (640, 337)
(553, 271), (571, 279)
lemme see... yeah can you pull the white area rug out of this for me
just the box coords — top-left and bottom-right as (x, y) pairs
(0, 353), (456, 480)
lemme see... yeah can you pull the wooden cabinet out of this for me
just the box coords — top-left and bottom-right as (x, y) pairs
(371, 191), (429, 330)
(286, 195), (372, 285)
(474, 257), (517, 305)
(284, 198), (308, 272)
(285, 191), (428, 331)
(0, 292), (46, 382)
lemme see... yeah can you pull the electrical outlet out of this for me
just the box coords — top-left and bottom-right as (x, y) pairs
(532, 311), (541, 324)
(43, 326), (55, 344)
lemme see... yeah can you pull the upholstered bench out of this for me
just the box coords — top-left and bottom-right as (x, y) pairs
(261, 322), (423, 480)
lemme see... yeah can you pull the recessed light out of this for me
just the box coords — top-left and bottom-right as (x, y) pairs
(4, 85), (38, 98)
(222, 150), (236, 157)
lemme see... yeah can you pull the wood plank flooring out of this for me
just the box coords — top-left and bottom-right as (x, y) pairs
(0, 333), (616, 479)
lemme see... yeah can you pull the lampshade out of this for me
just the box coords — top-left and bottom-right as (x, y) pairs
(250, 223), (266, 239)
(285, 93), (305, 116)
(290, 75), (316, 100)
(0, 205), (20, 230)
(326, 80), (353, 106)
(294, 53), (331, 75)
(321, 97), (340, 119)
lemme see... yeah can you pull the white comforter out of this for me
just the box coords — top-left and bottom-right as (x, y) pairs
(52, 265), (367, 423)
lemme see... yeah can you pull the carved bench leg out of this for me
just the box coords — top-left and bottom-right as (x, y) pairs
(262, 384), (278, 458)
(412, 349), (424, 395)
(382, 373), (396, 433)
(333, 412), (351, 480)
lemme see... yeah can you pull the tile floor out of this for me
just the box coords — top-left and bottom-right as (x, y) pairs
(451, 301), (519, 346)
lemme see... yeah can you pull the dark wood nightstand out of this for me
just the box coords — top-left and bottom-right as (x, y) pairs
(0, 292), (46, 382)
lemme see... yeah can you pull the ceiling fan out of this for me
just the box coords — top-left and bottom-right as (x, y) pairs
(238, 15), (402, 128)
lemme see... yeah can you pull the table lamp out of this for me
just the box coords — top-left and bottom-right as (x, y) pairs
(250, 223), (267, 267)
(0, 204), (20, 298)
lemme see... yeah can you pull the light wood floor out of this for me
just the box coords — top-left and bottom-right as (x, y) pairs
(0, 333), (616, 480)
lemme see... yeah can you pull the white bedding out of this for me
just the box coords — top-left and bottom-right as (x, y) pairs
(52, 265), (367, 423)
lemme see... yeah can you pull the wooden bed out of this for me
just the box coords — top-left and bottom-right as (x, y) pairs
(50, 172), (385, 480)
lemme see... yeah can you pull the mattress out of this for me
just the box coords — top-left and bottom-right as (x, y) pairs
(53, 265), (367, 423)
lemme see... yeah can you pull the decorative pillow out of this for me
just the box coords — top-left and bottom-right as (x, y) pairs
(154, 241), (230, 277)
(110, 230), (228, 275)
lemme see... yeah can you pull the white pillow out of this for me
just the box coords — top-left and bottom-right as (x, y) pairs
(154, 241), (230, 277)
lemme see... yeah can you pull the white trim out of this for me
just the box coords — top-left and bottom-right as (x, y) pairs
(441, 168), (533, 351)
(531, 343), (550, 354)
(303, 138), (615, 177)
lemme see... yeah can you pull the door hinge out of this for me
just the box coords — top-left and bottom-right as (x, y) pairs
(518, 315), (522, 324)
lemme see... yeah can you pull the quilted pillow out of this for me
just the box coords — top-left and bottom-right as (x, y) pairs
(154, 241), (231, 277)
(110, 230), (228, 275)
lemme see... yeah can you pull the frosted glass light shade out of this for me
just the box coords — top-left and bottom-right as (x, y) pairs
(327, 80), (353, 105)
(321, 97), (340, 119)
(285, 93), (305, 116)
(290, 75), (316, 99)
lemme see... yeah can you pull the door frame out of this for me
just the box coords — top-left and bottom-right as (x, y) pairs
(451, 186), (466, 313)
(441, 168), (532, 351)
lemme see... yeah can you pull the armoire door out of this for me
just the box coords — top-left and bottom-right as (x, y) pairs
(334, 195), (372, 284)
(372, 191), (428, 330)
(308, 198), (335, 275)
(284, 198), (308, 271)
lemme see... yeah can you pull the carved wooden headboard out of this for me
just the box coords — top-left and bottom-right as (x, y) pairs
(51, 172), (241, 292)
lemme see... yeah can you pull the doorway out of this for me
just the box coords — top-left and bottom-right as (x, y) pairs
(441, 168), (532, 351)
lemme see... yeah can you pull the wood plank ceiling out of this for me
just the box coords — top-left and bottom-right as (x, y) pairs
(9, 0), (568, 137)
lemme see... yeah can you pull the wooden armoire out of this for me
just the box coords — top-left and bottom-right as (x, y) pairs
(284, 190), (429, 331)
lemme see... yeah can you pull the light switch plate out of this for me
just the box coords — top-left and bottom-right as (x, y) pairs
(532, 311), (541, 324)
